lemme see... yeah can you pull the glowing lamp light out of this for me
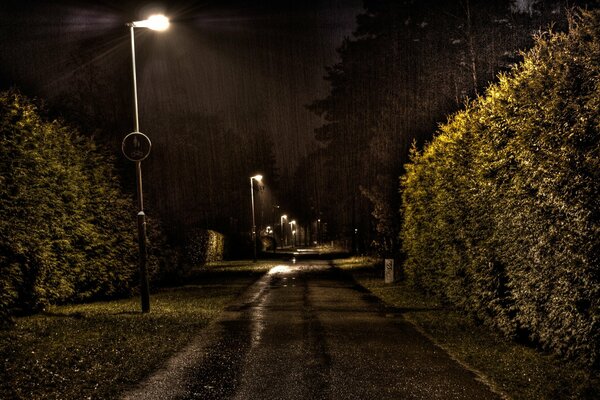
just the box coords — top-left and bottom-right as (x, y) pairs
(131, 14), (170, 31)
(252, 174), (263, 182)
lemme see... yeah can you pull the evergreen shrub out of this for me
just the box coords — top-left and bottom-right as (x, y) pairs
(0, 90), (158, 323)
(401, 10), (599, 366)
(184, 229), (225, 265)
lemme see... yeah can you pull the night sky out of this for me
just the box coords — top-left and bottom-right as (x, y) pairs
(2, 0), (591, 236)
(0, 0), (361, 173)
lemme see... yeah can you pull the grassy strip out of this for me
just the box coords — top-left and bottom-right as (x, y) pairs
(0, 261), (277, 400)
(336, 258), (599, 400)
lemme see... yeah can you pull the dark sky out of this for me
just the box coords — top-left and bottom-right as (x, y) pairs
(0, 0), (362, 173)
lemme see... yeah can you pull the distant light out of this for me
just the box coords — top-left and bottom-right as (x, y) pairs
(251, 174), (263, 182)
(281, 214), (288, 220)
(131, 14), (170, 31)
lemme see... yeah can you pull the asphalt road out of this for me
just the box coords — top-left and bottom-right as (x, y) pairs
(122, 262), (503, 400)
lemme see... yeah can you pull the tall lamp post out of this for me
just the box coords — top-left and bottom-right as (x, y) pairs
(123, 14), (169, 313)
(289, 220), (296, 248)
(280, 214), (287, 248)
(250, 174), (263, 262)
(271, 205), (279, 253)
(316, 218), (321, 246)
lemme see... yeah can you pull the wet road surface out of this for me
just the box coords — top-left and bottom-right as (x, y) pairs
(123, 263), (503, 400)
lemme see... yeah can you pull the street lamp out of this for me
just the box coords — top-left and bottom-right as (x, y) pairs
(250, 174), (263, 262)
(271, 205), (279, 253)
(289, 220), (296, 248)
(280, 214), (287, 248)
(123, 14), (169, 313)
(316, 218), (321, 246)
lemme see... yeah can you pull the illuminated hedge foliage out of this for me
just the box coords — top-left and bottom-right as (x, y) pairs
(401, 10), (599, 366)
(184, 229), (225, 265)
(0, 91), (153, 323)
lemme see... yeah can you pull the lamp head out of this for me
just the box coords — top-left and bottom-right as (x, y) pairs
(251, 174), (263, 182)
(129, 14), (170, 31)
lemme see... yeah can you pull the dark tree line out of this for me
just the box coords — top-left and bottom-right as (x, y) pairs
(295, 0), (598, 255)
(47, 33), (282, 248)
(144, 113), (279, 242)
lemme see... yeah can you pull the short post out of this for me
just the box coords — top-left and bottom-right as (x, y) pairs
(384, 258), (399, 283)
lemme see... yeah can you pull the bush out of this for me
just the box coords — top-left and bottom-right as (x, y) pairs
(401, 10), (600, 367)
(184, 228), (225, 265)
(146, 216), (182, 285)
(0, 90), (157, 323)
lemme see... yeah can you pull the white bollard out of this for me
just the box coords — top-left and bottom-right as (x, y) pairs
(384, 259), (397, 283)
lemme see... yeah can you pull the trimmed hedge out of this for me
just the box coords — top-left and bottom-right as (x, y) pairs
(401, 10), (599, 367)
(184, 229), (225, 265)
(0, 91), (156, 323)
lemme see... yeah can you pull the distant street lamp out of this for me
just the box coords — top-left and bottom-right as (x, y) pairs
(250, 174), (263, 262)
(271, 205), (279, 253)
(289, 220), (296, 248)
(316, 218), (321, 245)
(280, 214), (287, 248)
(123, 14), (169, 313)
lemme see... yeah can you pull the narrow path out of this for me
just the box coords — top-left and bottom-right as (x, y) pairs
(122, 263), (502, 400)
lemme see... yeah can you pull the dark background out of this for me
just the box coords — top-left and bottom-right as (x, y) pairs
(0, 0), (360, 239)
(1, 0), (597, 247)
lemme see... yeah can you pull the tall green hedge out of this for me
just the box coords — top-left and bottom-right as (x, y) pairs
(401, 10), (599, 367)
(0, 91), (148, 322)
(184, 229), (225, 265)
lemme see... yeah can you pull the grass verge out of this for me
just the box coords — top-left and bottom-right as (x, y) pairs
(336, 257), (599, 400)
(0, 260), (277, 400)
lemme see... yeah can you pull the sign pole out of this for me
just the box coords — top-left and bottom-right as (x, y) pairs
(128, 24), (150, 313)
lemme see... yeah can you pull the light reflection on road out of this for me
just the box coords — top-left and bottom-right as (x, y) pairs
(267, 265), (293, 275)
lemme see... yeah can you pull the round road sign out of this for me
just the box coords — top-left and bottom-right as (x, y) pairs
(122, 132), (152, 161)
